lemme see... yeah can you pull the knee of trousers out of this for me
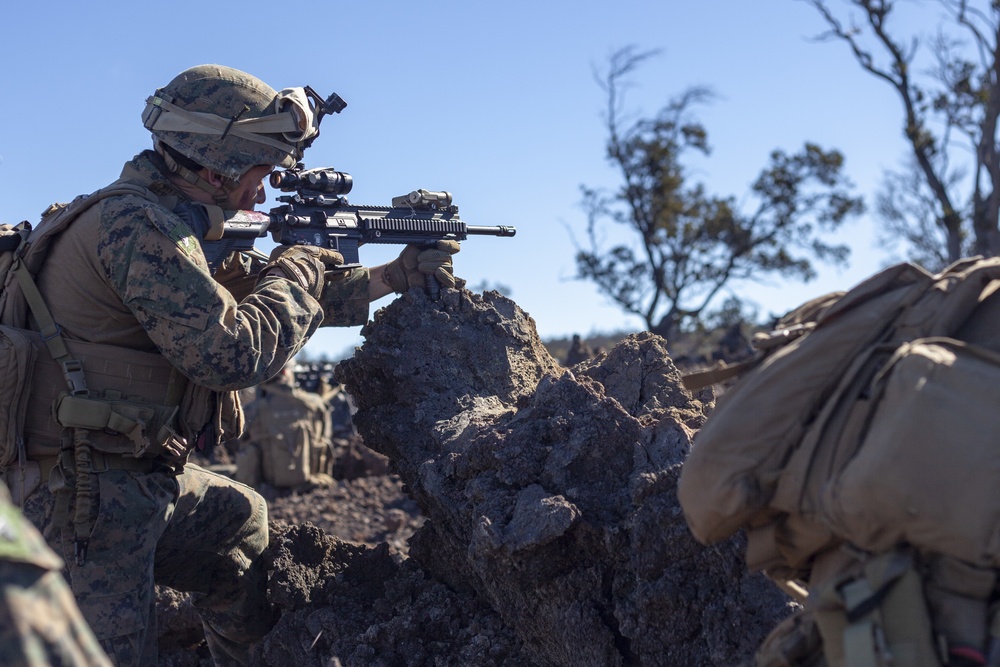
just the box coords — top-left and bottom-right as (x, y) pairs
(232, 485), (269, 559)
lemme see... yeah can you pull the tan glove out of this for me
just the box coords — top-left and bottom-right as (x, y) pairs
(260, 245), (345, 299)
(383, 240), (460, 294)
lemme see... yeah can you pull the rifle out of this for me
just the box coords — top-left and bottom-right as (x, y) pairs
(177, 164), (516, 298)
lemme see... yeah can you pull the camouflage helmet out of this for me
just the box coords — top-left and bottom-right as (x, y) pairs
(142, 65), (320, 181)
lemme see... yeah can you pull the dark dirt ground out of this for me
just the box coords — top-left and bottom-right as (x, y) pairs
(156, 288), (794, 667)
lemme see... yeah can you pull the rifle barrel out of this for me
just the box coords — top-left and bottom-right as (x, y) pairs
(467, 225), (517, 237)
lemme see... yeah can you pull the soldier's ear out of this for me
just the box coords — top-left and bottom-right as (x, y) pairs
(203, 170), (226, 188)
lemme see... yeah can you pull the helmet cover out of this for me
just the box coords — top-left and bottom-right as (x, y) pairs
(143, 65), (315, 180)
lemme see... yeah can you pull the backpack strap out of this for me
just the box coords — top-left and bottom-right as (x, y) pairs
(9, 252), (95, 564)
(680, 301), (832, 392)
(681, 358), (760, 392)
(9, 256), (85, 393)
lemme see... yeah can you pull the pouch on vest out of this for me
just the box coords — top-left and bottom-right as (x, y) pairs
(813, 549), (942, 667)
(0, 325), (37, 470)
(235, 444), (262, 487)
(51, 391), (184, 459)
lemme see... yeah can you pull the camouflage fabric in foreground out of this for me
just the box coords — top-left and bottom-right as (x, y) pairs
(0, 481), (112, 667)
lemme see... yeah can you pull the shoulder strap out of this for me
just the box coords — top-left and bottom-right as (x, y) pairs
(682, 358), (761, 392)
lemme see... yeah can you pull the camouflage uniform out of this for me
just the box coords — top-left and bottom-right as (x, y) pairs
(0, 480), (112, 667)
(17, 148), (370, 666)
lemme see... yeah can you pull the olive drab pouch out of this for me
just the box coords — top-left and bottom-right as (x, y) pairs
(51, 391), (184, 459)
(0, 325), (37, 469)
(235, 444), (262, 487)
(178, 383), (244, 455)
(260, 408), (312, 489)
(0, 221), (31, 290)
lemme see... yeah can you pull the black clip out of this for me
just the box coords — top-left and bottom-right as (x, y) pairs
(75, 538), (89, 566)
(220, 105), (251, 141)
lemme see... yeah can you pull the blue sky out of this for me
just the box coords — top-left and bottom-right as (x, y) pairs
(1, 2), (946, 359)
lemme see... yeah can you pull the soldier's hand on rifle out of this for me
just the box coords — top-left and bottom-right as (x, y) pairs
(260, 245), (346, 300)
(383, 240), (460, 294)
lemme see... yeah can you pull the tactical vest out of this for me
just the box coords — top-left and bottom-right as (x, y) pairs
(0, 182), (189, 458)
(0, 180), (241, 563)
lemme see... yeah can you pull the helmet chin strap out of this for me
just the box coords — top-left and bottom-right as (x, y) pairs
(157, 143), (238, 205)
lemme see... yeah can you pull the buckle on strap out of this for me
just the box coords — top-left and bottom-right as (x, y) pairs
(60, 359), (89, 396)
(40, 322), (63, 343)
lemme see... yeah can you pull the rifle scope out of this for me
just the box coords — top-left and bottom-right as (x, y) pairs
(270, 168), (353, 196)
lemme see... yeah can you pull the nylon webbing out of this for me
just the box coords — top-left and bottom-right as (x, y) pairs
(681, 358), (760, 391)
(9, 255), (98, 563)
(10, 257), (72, 365)
(54, 395), (146, 453)
(841, 578), (884, 667)
(144, 95), (300, 154)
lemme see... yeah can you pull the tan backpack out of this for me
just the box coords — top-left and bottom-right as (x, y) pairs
(237, 385), (327, 488)
(678, 257), (1000, 572)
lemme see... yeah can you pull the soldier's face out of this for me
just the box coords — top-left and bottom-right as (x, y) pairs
(227, 165), (275, 210)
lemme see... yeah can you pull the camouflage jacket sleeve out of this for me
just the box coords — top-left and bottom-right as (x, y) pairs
(96, 196), (323, 391)
(211, 249), (371, 327)
(213, 251), (266, 303)
(319, 267), (370, 328)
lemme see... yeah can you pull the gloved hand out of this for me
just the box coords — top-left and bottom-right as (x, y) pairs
(383, 240), (460, 294)
(260, 245), (345, 299)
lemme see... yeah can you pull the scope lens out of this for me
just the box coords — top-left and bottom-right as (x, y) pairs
(269, 171), (290, 189)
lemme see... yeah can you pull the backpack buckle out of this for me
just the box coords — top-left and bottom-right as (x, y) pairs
(60, 359), (88, 396)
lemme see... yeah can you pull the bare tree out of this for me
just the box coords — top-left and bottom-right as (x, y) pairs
(805, 0), (1000, 266)
(575, 46), (863, 341)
